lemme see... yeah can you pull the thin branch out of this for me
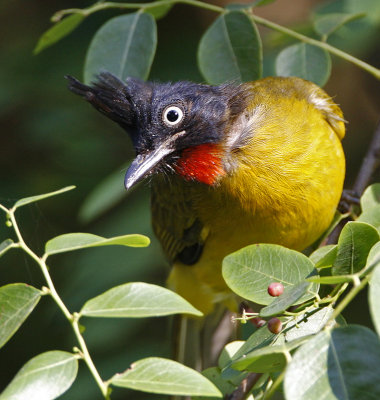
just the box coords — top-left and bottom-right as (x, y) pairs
(248, 13), (380, 80)
(72, 314), (109, 397)
(52, 0), (224, 21)
(8, 210), (109, 398)
(226, 373), (262, 400)
(0, 203), (9, 213)
(352, 119), (380, 196)
(51, 0), (380, 79)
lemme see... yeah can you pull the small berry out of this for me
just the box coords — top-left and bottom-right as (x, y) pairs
(268, 282), (284, 297)
(267, 317), (282, 334)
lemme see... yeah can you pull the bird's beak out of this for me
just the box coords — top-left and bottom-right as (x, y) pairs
(124, 130), (186, 190)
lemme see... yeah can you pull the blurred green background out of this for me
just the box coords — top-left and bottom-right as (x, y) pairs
(0, 0), (379, 398)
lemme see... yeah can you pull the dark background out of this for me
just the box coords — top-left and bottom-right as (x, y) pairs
(0, 0), (379, 398)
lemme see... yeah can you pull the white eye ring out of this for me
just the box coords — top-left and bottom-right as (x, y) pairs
(163, 106), (184, 126)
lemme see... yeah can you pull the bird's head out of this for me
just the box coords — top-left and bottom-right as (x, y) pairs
(67, 73), (246, 189)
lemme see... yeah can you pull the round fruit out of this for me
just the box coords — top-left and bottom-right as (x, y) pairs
(267, 317), (282, 334)
(268, 282), (284, 297)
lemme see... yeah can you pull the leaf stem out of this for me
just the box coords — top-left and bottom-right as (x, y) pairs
(0, 203), (9, 213)
(248, 12), (380, 80)
(8, 209), (109, 398)
(72, 314), (109, 397)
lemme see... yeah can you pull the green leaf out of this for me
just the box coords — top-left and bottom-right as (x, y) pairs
(45, 232), (150, 256)
(345, 0), (380, 24)
(313, 12), (366, 38)
(218, 341), (245, 369)
(198, 10), (262, 84)
(360, 183), (380, 212)
(363, 241), (380, 274)
(80, 282), (202, 318)
(0, 351), (78, 400)
(260, 282), (312, 317)
(110, 357), (222, 397)
(216, 341), (250, 387)
(229, 326), (278, 362)
(284, 306), (334, 341)
(222, 325), (285, 383)
(34, 14), (85, 54)
(275, 43), (331, 86)
(0, 284), (41, 349)
(358, 185), (380, 232)
(78, 163), (128, 223)
(307, 275), (353, 284)
(13, 186), (75, 209)
(222, 244), (318, 305)
(194, 367), (236, 399)
(231, 337), (307, 373)
(358, 208), (380, 233)
(0, 239), (14, 257)
(84, 12), (157, 84)
(332, 221), (379, 275)
(231, 346), (287, 373)
(284, 325), (380, 400)
(221, 325), (279, 381)
(368, 243), (380, 336)
(309, 245), (337, 269)
(144, 3), (173, 19)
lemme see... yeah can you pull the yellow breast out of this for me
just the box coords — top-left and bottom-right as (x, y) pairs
(167, 77), (345, 313)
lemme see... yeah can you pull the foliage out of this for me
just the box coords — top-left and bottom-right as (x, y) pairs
(219, 200), (380, 399)
(1, 0), (380, 399)
(36, 0), (380, 84)
(0, 189), (219, 399)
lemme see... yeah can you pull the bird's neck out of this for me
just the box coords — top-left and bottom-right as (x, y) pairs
(174, 143), (225, 185)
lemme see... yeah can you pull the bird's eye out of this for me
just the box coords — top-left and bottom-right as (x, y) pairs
(162, 106), (184, 126)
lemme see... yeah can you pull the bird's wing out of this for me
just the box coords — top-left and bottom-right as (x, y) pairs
(151, 175), (207, 265)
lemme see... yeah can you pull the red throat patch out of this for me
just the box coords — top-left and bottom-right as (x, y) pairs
(174, 143), (225, 185)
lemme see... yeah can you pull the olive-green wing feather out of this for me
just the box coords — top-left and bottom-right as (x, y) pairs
(151, 176), (206, 264)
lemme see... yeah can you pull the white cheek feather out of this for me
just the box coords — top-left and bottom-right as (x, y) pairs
(225, 103), (267, 151)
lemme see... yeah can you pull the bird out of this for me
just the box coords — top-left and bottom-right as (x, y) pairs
(67, 72), (345, 366)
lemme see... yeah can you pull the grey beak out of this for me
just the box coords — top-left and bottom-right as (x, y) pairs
(124, 146), (172, 190)
(124, 130), (186, 190)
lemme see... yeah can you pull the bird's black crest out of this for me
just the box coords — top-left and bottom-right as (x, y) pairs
(67, 72), (249, 158)
(66, 73), (142, 131)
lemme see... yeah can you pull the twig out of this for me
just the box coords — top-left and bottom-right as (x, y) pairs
(226, 373), (262, 400)
(51, 0), (380, 79)
(352, 119), (380, 196)
(248, 13), (380, 80)
(7, 208), (109, 398)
